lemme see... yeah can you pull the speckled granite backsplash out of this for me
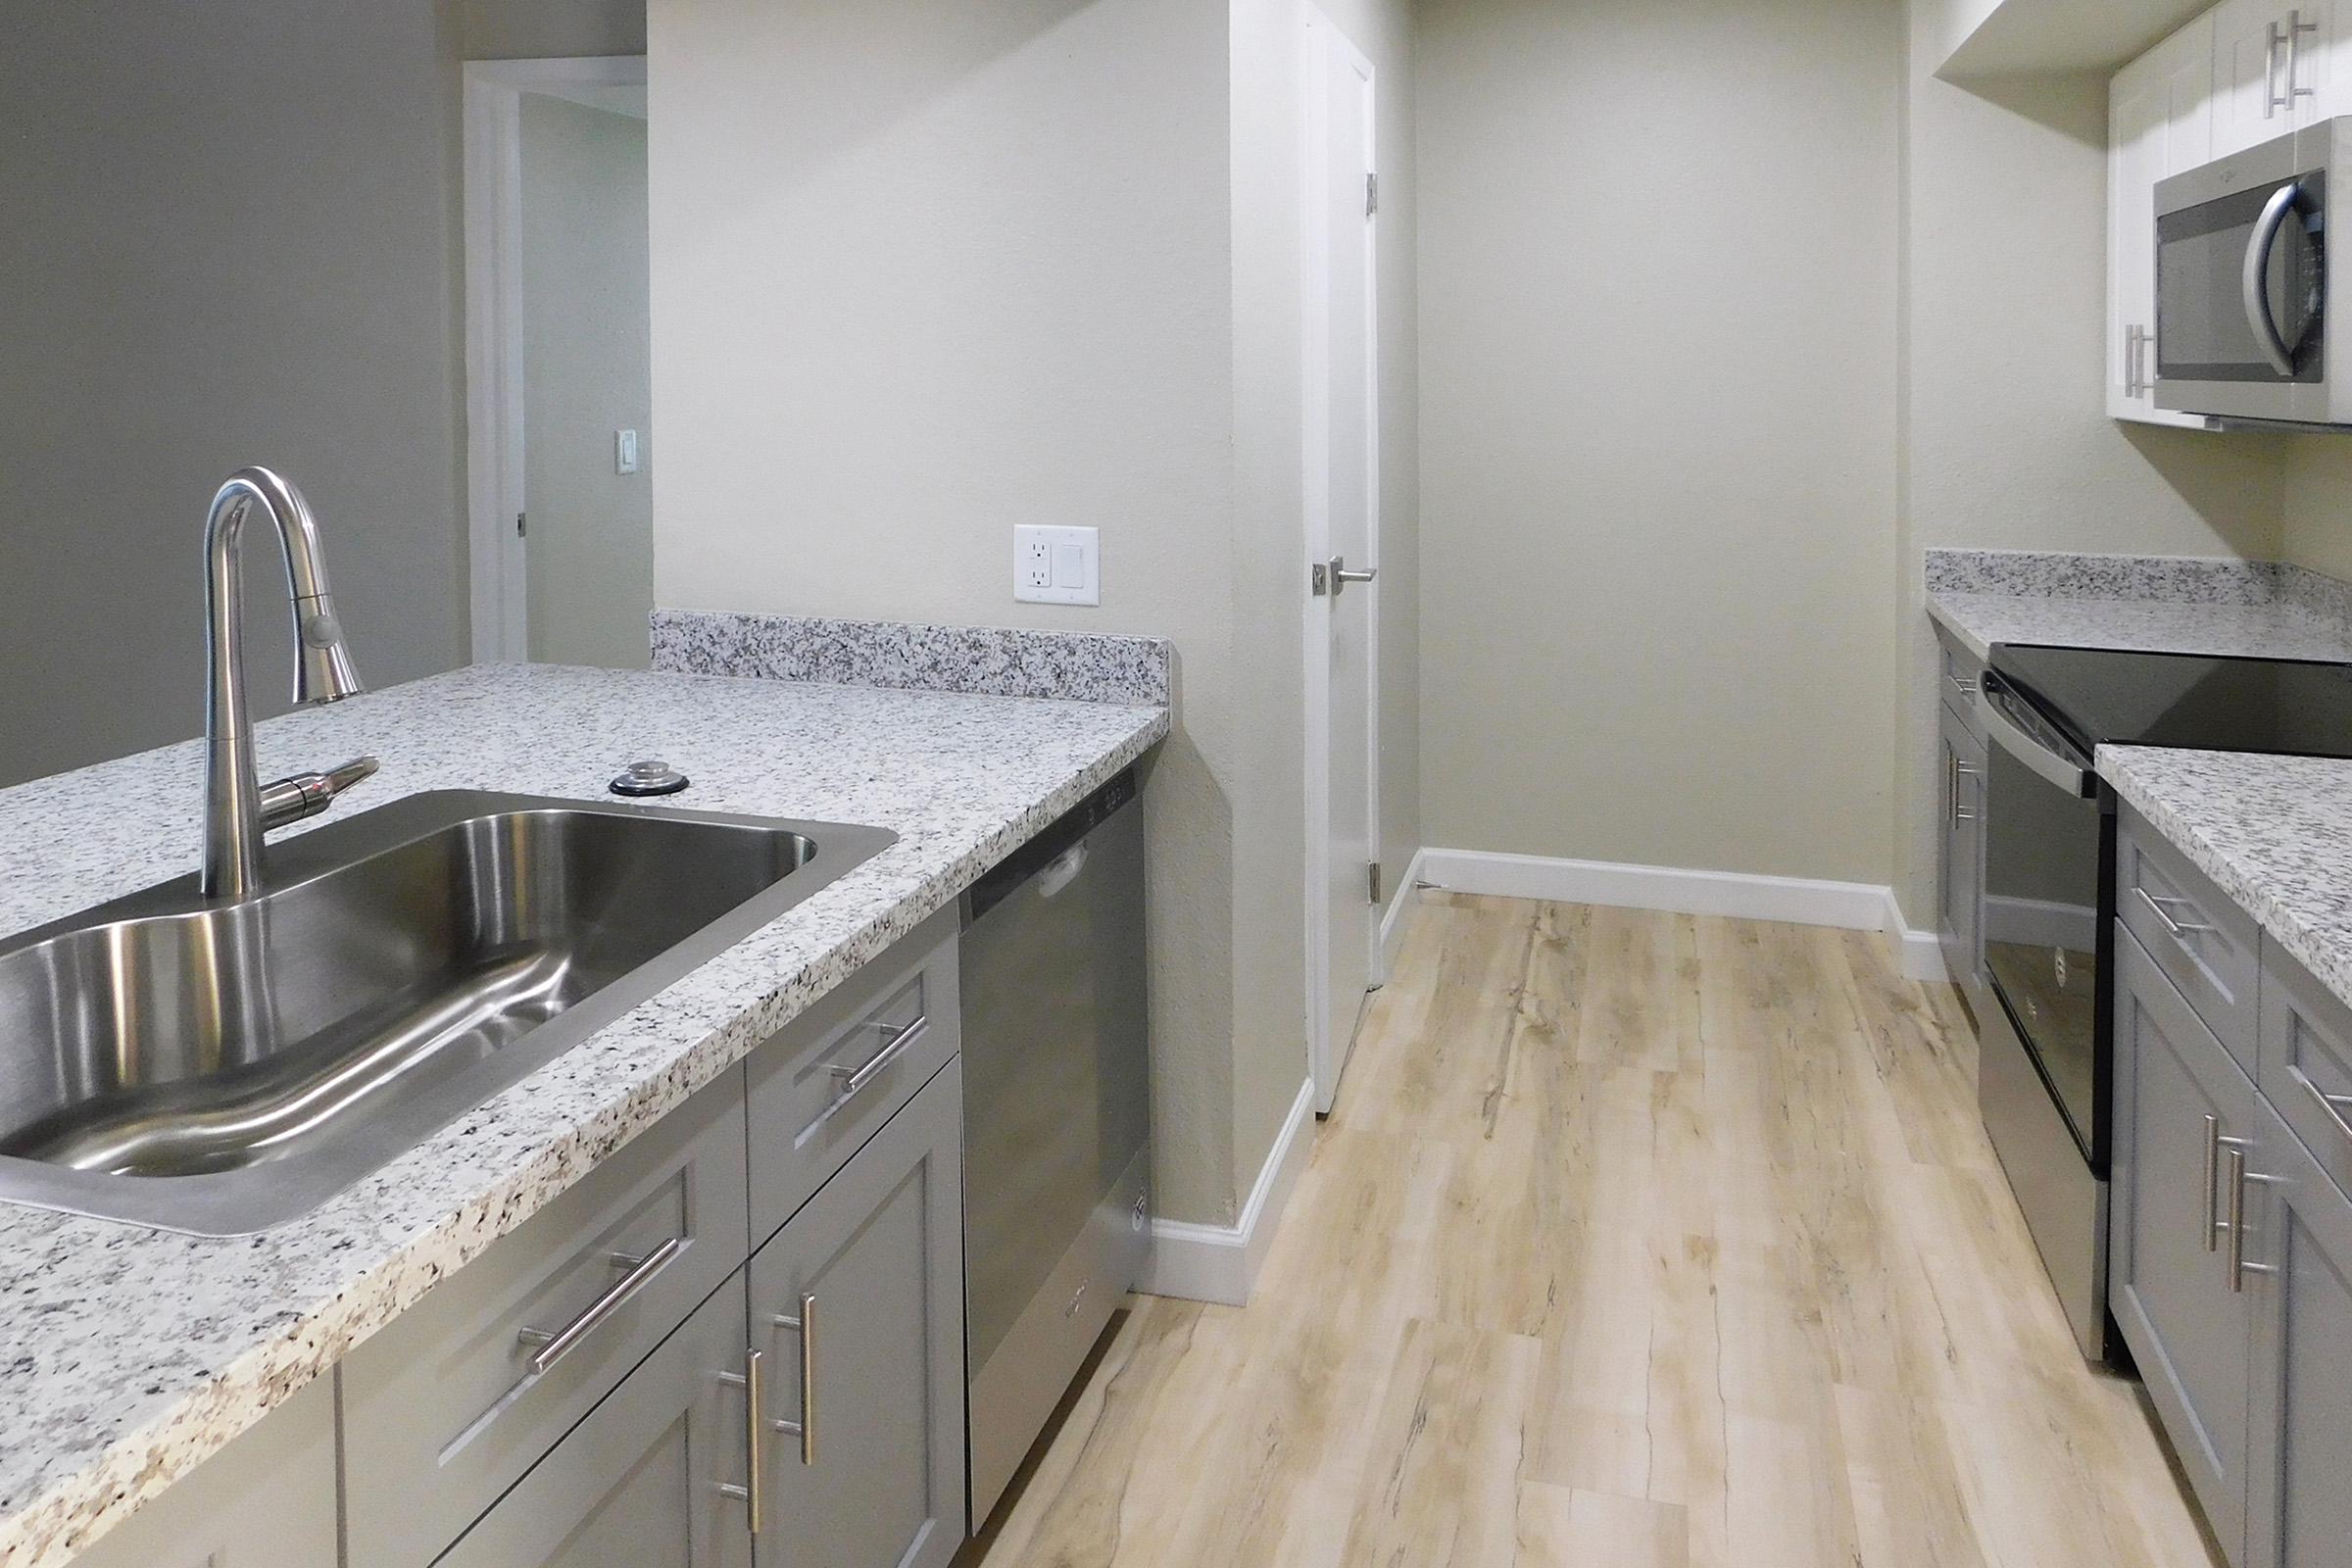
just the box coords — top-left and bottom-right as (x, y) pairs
(1923, 548), (2284, 603)
(652, 610), (1171, 706)
(1922, 549), (2352, 663)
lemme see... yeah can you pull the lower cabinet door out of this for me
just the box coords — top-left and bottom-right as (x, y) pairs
(434, 1276), (756, 1568)
(749, 1058), (965, 1568)
(2111, 925), (2257, 1562)
(1936, 699), (1984, 987)
(2245, 1098), (2352, 1568)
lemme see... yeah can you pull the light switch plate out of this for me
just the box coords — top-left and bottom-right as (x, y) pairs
(1013, 525), (1099, 606)
(614, 429), (640, 474)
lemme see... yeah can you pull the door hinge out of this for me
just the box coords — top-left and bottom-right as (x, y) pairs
(1366, 172), (1379, 217)
(1367, 861), (1383, 906)
(515, 511), (526, 539)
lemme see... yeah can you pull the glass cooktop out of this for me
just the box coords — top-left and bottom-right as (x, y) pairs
(1989, 645), (2352, 760)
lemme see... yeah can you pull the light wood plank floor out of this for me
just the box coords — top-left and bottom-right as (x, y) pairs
(966, 896), (2225, 1568)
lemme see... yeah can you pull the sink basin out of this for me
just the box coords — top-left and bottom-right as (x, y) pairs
(0, 790), (896, 1234)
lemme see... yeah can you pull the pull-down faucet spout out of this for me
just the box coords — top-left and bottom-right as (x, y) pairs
(200, 466), (376, 901)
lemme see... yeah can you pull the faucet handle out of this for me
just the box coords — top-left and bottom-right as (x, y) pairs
(258, 756), (379, 832)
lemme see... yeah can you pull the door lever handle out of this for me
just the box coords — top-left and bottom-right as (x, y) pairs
(1328, 557), (1377, 594)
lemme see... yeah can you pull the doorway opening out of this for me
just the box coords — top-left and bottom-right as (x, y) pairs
(462, 56), (653, 667)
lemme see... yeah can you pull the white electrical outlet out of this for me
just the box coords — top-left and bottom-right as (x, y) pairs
(1013, 525), (1099, 605)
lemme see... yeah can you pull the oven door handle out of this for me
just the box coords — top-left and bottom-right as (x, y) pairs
(2242, 179), (2304, 377)
(1977, 682), (2094, 799)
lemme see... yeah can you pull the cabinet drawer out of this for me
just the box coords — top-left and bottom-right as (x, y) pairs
(747, 906), (959, 1247)
(2120, 808), (2260, 1073)
(67, 1378), (337, 1568)
(341, 1069), (750, 1568)
(2261, 943), (2352, 1207)
(431, 1271), (755, 1568)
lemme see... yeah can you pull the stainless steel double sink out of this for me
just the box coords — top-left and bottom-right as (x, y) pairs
(0, 791), (895, 1235)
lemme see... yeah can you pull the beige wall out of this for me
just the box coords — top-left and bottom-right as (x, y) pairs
(1417, 0), (1903, 884)
(1890, 13), (2289, 921)
(519, 95), (655, 670)
(649, 0), (1243, 1225)
(2282, 440), (2352, 581)
(0, 1), (472, 788)
(649, 0), (1415, 1224)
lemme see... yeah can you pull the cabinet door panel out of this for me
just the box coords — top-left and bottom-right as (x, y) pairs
(1936, 699), (1984, 987)
(749, 1059), (964, 1568)
(2214, 0), (2299, 157)
(434, 1276), (755, 1568)
(2111, 924), (2256, 1562)
(2246, 1098), (2352, 1568)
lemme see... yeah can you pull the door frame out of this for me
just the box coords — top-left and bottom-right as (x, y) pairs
(1300, 5), (1381, 1116)
(460, 55), (648, 663)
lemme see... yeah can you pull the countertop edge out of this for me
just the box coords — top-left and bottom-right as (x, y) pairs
(2098, 746), (2352, 1020)
(0, 702), (1168, 1568)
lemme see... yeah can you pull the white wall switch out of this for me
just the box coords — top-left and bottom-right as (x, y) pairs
(1013, 525), (1099, 605)
(614, 429), (640, 474)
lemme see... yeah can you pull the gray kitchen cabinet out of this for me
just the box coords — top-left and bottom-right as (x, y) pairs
(342, 1068), (750, 1568)
(1936, 695), (1985, 989)
(2111, 922), (2258, 1563)
(2244, 1096), (2352, 1568)
(747, 1057), (965, 1568)
(67, 1377), (336, 1568)
(432, 1273), (757, 1568)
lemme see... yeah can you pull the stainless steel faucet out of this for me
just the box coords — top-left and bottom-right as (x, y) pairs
(201, 466), (377, 901)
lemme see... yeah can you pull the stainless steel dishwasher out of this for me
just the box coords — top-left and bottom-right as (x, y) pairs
(960, 766), (1150, 1528)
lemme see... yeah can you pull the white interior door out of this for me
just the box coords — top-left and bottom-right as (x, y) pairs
(1303, 11), (1379, 1116)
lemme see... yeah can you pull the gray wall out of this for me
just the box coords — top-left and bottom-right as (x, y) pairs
(1416, 0), (1904, 885)
(520, 95), (655, 671)
(0, 2), (473, 787)
(462, 0), (646, 60)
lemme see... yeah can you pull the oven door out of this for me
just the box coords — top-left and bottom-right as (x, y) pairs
(2155, 124), (2330, 422)
(1976, 674), (2106, 1169)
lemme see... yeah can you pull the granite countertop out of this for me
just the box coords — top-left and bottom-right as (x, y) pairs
(0, 662), (1167, 1568)
(2099, 745), (2352, 1015)
(1923, 549), (2352, 664)
(1926, 593), (2352, 665)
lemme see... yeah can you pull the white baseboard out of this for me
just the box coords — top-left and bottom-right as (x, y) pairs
(1884, 890), (1949, 984)
(1140, 1077), (1316, 1307)
(1375, 846), (1427, 980)
(1420, 847), (1953, 984)
(1984, 893), (2097, 955)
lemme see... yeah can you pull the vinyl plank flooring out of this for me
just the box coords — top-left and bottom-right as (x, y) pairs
(966, 898), (2221, 1568)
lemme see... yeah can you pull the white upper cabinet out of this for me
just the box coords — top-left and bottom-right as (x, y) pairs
(2110, 14), (2217, 425)
(2211, 0), (2352, 156)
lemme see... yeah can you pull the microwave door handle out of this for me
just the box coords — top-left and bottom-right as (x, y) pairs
(2242, 180), (2303, 376)
(1975, 684), (2094, 799)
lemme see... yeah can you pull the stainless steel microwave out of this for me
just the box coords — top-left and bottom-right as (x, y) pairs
(2155, 118), (2342, 425)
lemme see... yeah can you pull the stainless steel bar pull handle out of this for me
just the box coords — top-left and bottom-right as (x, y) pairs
(1950, 758), (1977, 825)
(2243, 180), (2305, 377)
(717, 1348), (766, 1534)
(2203, 1113), (2224, 1252)
(2288, 1062), (2352, 1150)
(829, 1015), (926, 1103)
(2135, 885), (2217, 942)
(514, 1235), (685, 1376)
(770, 1295), (817, 1465)
(2223, 1143), (2283, 1294)
(2126, 324), (2146, 396)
